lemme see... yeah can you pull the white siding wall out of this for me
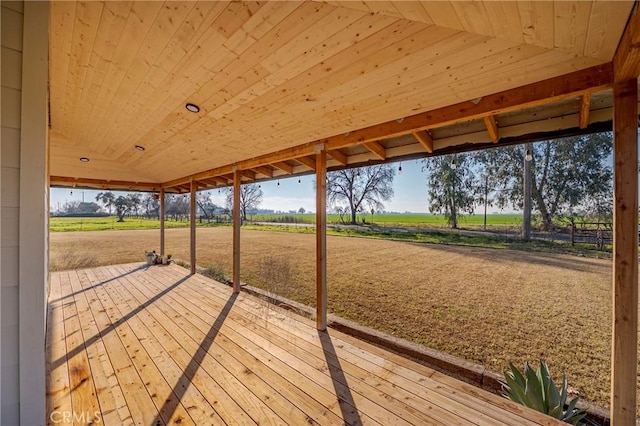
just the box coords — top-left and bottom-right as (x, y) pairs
(1, 1), (48, 424)
(1, 2), (24, 423)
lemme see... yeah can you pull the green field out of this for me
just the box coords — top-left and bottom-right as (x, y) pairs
(250, 212), (524, 227)
(50, 216), (194, 232)
(50, 213), (524, 232)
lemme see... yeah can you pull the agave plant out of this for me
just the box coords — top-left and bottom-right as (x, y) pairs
(502, 361), (587, 425)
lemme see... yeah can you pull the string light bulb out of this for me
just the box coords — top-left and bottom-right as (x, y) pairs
(298, 178), (301, 185)
(277, 180), (280, 187)
(450, 158), (457, 170)
(525, 149), (533, 162)
(398, 163), (403, 175)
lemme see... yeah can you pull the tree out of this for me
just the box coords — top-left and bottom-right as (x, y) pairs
(225, 184), (263, 220)
(114, 196), (132, 222)
(95, 191), (116, 215)
(196, 191), (220, 220)
(298, 207), (306, 214)
(143, 193), (159, 219)
(475, 133), (613, 230)
(62, 201), (100, 215)
(326, 165), (395, 224)
(423, 154), (477, 228)
(126, 193), (142, 218)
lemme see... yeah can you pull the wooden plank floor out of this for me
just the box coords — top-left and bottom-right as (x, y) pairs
(46, 263), (563, 426)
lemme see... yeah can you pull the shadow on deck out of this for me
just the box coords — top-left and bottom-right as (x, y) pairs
(46, 263), (562, 425)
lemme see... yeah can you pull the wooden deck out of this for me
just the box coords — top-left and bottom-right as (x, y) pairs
(46, 263), (562, 425)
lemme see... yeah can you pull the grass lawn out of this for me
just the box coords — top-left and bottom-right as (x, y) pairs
(50, 216), (221, 232)
(49, 227), (624, 413)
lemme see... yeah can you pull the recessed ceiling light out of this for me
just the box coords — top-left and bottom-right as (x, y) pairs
(135, 145), (145, 151)
(185, 103), (200, 113)
(80, 157), (90, 162)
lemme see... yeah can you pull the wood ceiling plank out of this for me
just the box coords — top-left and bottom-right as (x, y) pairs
(363, 141), (386, 160)
(517, 1), (554, 50)
(412, 131), (434, 153)
(328, 150), (348, 166)
(584, 0), (635, 60)
(450, 1), (495, 37)
(75, 1), (133, 145)
(579, 93), (591, 129)
(272, 162), (294, 175)
(114, 2), (322, 162)
(317, 46), (603, 133)
(75, 1), (164, 147)
(390, 1), (433, 25)
(61, 1), (105, 137)
(192, 18), (432, 142)
(482, 115), (499, 143)
(613, 1), (640, 81)
(553, 1), (591, 55)
(90, 1), (197, 153)
(482, 1), (524, 44)
(420, 1), (465, 32)
(49, 1), (77, 132)
(227, 29), (509, 139)
(295, 156), (317, 170)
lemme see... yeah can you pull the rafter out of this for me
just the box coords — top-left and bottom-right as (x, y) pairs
(579, 93), (591, 129)
(483, 115), (499, 143)
(272, 161), (294, 174)
(363, 141), (386, 160)
(251, 166), (273, 178)
(412, 130), (434, 153)
(239, 170), (256, 180)
(328, 149), (348, 165)
(296, 156), (317, 170)
(50, 176), (162, 192)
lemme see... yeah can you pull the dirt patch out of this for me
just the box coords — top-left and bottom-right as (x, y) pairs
(50, 227), (620, 412)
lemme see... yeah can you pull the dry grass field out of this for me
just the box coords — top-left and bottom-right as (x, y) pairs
(50, 227), (621, 412)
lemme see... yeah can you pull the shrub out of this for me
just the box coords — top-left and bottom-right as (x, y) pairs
(502, 361), (586, 424)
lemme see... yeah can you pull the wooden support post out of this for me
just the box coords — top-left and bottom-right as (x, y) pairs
(611, 78), (638, 425)
(160, 188), (165, 256)
(316, 148), (327, 330)
(233, 169), (241, 293)
(190, 180), (196, 275)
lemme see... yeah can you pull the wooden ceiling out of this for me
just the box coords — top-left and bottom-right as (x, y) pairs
(49, 1), (635, 191)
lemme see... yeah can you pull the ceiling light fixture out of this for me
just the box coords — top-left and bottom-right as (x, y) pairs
(185, 103), (200, 113)
(135, 145), (145, 151)
(80, 157), (90, 162)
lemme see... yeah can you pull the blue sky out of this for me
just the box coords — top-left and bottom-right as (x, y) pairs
(50, 160), (432, 214)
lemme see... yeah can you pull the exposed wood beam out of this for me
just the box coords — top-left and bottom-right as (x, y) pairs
(296, 156), (317, 170)
(579, 93), (591, 129)
(252, 166), (273, 178)
(233, 170), (241, 294)
(328, 149), (348, 165)
(159, 188), (165, 256)
(201, 178), (220, 187)
(239, 169), (256, 180)
(611, 78), (638, 425)
(483, 115), (499, 143)
(161, 64), (613, 188)
(316, 150), (327, 331)
(613, 4), (640, 81)
(363, 141), (386, 160)
(190, 179), (196, 275)
(412, 130), (434, 153)
(272, 161), (294, 174)
(50, 176), (162, 191)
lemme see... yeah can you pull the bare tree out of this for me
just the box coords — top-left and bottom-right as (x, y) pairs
(327, 165), (395, 224)
(226, 183), (263, 220)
